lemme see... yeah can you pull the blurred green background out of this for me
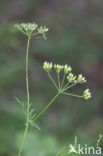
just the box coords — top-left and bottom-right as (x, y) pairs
(0, 0), (103, 155)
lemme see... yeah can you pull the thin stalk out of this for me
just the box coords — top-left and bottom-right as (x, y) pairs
(32, 92), (60, 123)
(47, 72), (58, 90)
(62, 82), (78, 92)
(56, 145), (68, 156)
(74, 136), (77, 147)
(62, 82), (69, 90)
(61, 92), (83, 98)
(57, 73), (60, 91)
(26, 36), (31, 120)
(31, 32), (39, 37)
(20, 30), (28, 36)
(61, 73), (65, 88)
(18, 124), (29, 156)
(32, 36), (43, 39)
(18, 36), (31, 156)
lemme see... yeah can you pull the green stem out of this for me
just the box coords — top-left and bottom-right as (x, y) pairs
(18, 124), (29, 156)
(47, 72), (58, 90)
(57, 73), (60, 91)
(32, 92), (60, 123)
(18, 36), (31, 156)
(31, 32), (40, 37)
(62, 82), (78, 92)
(61, 73), (65, 88)
(62, 82), (69, 90)
(62, 92), (83, 98)
(26, 36), (31, 120)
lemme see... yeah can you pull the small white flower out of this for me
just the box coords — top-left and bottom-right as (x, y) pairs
(67, 73), (76, 83)
(15, 23), (38, 33)
(43, 61), (53, 72)
(15, 23), (49, 38)
(77, 74), (87, 83)
(38, 26), (49, 34)
(54, 64), (63, 73)
(83, 89), (91, 100)
(64, 65), (72, 74)
(38, 26), (49, 40)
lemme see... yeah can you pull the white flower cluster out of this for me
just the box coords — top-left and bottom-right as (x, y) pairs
(54, 64), (63, 73)
(43, 62), (87, 83)
(43, 62), (72, 74)
(67, 74), (86, 84)
(67, 73), (76, 83)
(43, 61), (53, 72)
(43, 61), (91, 100)
(64, 65), (72, 74)
(38, 26), (49, 34)
(15, 23), (38, 33)
(77, 74), (87, 83)
(15, 23), (49, 37)
(83, 89), (91, 100)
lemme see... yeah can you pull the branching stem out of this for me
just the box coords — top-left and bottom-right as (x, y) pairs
(32, 91), (60, 123)
(18, 123), (29, 156)
(62, 82), (78, 92)
(57, 73), (61, 91)
(47, 72), (58, 90)
(61, 73), (65, 88)
(61, 92), (83, 98)
(26, 36), (31, 120)
(18, 36), (60, 156)
(18, 36), (31, 156)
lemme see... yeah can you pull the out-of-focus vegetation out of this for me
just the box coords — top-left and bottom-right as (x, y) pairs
(0, 0), (103, 155)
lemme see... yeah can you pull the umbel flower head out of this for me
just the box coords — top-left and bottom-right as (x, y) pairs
(77, 74), (87, 83)
(83, 89), (91, 100)
(67, 73), (76, 83)
(54, 64), (64, 73)
(43, 61), (91, 101)
(15, 23), (38, 32)
(43, 61), (53, 72)
(64, 65), (72, 74)
(38, 26), (49, 33)
(15, 23), (49, 39)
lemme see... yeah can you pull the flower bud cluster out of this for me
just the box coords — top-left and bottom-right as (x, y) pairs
(15, 23), (38, 33)
(15, 23), (49, 37)
(67, 73), (76, 83)
(64, 65), (72, 74)
(43, 61), (91, 100)
(43, 62), (53, 72)
(43, 62), (87, 84)
(77, 74), (87, 83)
(43, 62), (72, 74)
(54, 64), (64, 73)
(38, 26), (49, 34)
(83, 89), (91, 100)
(67, 73), (87, 84)
(43, 62), (73, 74)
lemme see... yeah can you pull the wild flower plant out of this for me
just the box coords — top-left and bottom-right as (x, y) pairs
(14, 22), (91, 156)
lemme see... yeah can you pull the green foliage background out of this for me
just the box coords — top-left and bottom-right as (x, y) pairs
(0, 0), (103, 155)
